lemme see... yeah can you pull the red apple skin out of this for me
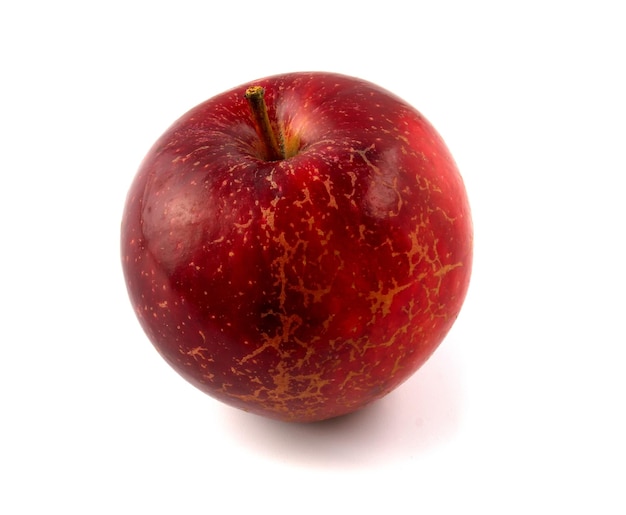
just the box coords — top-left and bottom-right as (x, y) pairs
(121, 72), (472, 422)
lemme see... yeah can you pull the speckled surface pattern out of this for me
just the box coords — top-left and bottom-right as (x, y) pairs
(121, 72), (473, 422)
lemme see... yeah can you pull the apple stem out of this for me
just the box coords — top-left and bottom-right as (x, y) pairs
(245, 86), (285, 161)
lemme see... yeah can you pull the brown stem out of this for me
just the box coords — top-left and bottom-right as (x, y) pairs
(245, 86), (284, 161)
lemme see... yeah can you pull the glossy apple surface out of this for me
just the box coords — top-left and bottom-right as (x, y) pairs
(121, 72), (472, 422)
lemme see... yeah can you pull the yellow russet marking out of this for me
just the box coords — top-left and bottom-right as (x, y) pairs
(186, 346), (211, 361)
(259, 205), (276, 233)
(293, 186), (312, 208)
(239, 312), (304, 365)
(317, 175), (339, 209)
(171, 145), (211, 164)
(218, 359), (331, 420)
(234, 216), (254, 230)
(293, 280), (333, 307)
(434, 262), (463, 277)
(368, 278), (412, 318)
(433, 206), (457, 223)
(271, 231), (304, 309)
(265, 361), (330, 400)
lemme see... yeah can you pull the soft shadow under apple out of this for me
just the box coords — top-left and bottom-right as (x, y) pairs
(219, 340), (464, 468)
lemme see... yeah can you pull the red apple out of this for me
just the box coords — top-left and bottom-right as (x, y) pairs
(121, 72), (472, 422)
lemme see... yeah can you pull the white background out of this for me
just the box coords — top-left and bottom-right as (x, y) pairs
(1, 1), (625, 513)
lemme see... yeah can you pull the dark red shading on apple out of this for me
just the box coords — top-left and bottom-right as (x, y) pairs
(121, 72), (472, 422)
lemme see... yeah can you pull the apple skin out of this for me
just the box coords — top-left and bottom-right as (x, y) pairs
(121, 72), (472, 422)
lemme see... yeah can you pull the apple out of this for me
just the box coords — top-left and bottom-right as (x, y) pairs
(121, 72), (472, 423)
